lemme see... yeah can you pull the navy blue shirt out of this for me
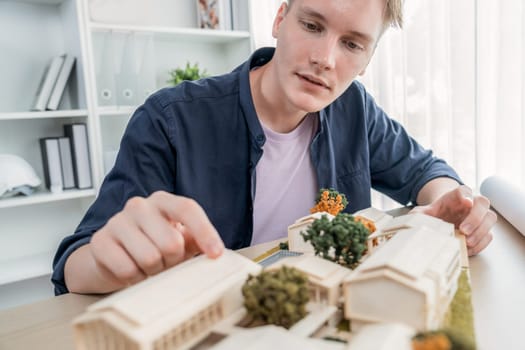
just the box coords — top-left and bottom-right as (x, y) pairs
(52, 47), (460, 295)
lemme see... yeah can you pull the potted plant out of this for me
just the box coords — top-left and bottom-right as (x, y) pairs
(167, 62), (208, 86)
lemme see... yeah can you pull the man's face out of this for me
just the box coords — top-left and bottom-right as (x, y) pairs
(271, 0), (385, 113)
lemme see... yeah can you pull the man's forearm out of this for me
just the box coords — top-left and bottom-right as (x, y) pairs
(64, 244), (124, 294)
(416, 177), (462, 205)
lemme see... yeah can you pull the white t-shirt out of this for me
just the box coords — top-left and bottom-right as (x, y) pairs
(251, 113), (319, 245)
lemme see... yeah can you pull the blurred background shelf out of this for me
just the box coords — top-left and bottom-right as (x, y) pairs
(0, 188), (96, 209)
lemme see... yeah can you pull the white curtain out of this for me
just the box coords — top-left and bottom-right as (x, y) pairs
(250, 0), (282, 48)
(251, 0), (525, 207)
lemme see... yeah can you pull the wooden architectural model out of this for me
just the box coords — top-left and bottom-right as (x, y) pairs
(208, 325), (345, 350)
(72, 207), (466, 349)
(265, 254), (350, 306)
(355, 208), (455, 254)
(287, 212), (334, 253)
(346, 322), (415, 350)
(73, 250), (261, 350)
(343, 226), (461, 331)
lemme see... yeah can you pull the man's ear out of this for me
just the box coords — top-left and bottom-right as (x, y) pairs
(272, 2), (289, 39)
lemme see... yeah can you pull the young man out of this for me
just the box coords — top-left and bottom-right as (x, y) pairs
(52, 0), (496, 295)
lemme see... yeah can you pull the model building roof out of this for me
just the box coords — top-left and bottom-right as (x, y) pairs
(288, 212), (334, 231)
(84, 250), (261, 327)
(209, 325), (345, 350)
(267, 254), (350, 288)
(354, 207), (393, 229)
(353, 227), (456, 280)
(378, 213), (454, 237)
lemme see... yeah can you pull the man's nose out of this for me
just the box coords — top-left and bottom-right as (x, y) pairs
(310, 36), (337, 70)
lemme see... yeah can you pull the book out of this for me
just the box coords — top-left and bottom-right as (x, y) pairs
(64, 123), (93, 189)
(218, 0), (232, 30)
(32, 55), (65, 111)
(57, 136), (75, 189)
(39, 138), (63, 193)
(231, 0), (250, 31)
(47, 54), (76, 111)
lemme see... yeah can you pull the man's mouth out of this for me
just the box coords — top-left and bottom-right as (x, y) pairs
(297, 73), (330, 90)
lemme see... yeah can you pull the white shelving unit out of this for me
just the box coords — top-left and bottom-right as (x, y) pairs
(0, 0), (253, 310)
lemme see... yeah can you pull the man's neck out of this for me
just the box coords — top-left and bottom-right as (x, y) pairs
(249, 61), (310, 133)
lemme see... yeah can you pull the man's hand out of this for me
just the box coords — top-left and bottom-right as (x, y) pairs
(411, 185), (496, 256)
(64, 191), (224, 294)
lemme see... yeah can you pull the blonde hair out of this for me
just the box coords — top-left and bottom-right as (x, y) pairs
(285, 0), (404, 29)
(384, 0), (404, 29)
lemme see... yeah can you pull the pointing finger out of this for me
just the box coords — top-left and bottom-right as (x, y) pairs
(149, 191), (225, 258)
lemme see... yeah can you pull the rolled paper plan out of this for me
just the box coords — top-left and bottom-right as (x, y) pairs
(480, 176), (525, 236)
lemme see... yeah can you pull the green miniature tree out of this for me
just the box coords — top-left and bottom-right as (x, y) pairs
(167, 62), (208, 86)
(301, 213), (369, 268)
(242, 266), (310, 329)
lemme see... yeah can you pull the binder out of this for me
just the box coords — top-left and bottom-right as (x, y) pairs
(96, 32), (117, 106)
(64, 123), (93, 189)
(57, 136), (75, 189)
(115, 33), (139, 106)
(32, 55), (65, 111)
(137, 34), (156, 102)
(39, 138), (63, 193)
(47, 54), (76, 110)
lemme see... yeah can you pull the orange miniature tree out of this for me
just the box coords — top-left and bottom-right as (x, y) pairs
(310, 188), (348, 216)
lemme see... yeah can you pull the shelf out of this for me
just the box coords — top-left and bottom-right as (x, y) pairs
(0, 109), (88, 121)
(0, 251), (53, 286)
(90, 23), (251, 43)
(97, 106), (137, 117)
(0, 188), (96, 209)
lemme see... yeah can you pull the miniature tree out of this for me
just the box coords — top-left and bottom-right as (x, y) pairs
(310, 188), (348, 216)
(301, 213), (369, 268)
(242, 266), (310, 329)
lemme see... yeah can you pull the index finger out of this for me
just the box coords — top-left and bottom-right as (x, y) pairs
(149, 191), (225, 258)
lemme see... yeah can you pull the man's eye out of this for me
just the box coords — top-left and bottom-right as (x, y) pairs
(301, 20), (320, 32)
(343, 40), (363, 51)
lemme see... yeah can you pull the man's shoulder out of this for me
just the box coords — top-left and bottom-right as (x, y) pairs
(147, 71), (241, 109)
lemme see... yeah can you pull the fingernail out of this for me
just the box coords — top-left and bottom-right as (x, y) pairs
(208, 241), (224, 257)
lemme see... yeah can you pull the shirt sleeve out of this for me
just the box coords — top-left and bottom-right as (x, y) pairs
(362, 86), (463, 205)
(51, 93), (176, 295)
